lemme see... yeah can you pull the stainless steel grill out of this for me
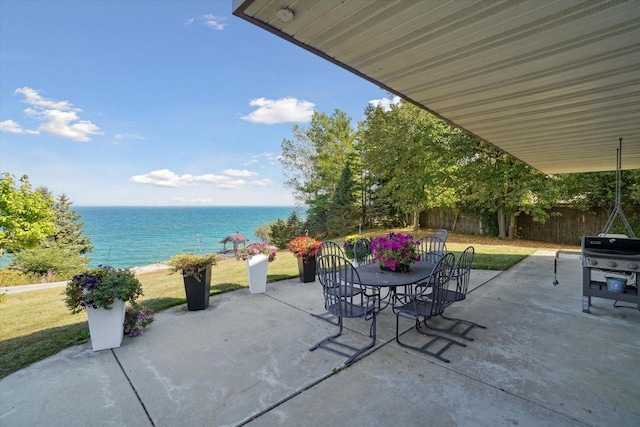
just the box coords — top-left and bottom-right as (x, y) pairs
(582, 236), (639, 313)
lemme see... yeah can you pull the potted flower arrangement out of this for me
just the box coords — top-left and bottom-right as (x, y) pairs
(237, 242), (277, 294)
(370, 232), (420, 272)
(168, 252), (218, 311)
(124, 301), (155, 337)
(64, 265), (144, 351)
(288, 236), (321, 282)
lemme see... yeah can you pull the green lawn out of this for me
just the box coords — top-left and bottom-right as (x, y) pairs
(0, 231), (576, 378)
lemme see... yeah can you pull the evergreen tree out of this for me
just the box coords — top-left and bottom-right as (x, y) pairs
(326, 164), (359, 236)
(43, 193), (93, 254)
(8, 189), (91, 280)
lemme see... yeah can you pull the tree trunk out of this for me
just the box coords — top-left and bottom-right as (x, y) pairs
(412, 210), (420, 230)
(497, 208), (507, 238)
(508, 212), (517, 239)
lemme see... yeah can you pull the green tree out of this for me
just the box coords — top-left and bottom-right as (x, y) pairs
(10, 190), (91, 279)
(0, 173), (57, 255)
(360, 101), (457, 230)
(452, 138), (559, 239)
(557, 169), (640, 236)
(326, 164), (359, 236)
(269, 211), (305, 248)
(42, 193), (93, 254)
(280, 109), (357, 234)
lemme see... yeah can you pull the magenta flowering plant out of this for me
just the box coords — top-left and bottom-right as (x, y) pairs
(237, 242), (276, 262)
(370, 232), (420, 271)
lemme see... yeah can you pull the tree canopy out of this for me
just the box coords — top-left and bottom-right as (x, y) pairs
(0, 173), (57, 255)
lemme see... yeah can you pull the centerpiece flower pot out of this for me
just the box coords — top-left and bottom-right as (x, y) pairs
(380, 264), (410, 273)
(183, 265), (212, 311)
(86, 298), (126, 351)
(298, 256), (317, 283)
(247, 254), (269, 293)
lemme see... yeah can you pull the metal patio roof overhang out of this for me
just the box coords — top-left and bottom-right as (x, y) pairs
(233, 0), (640, 174)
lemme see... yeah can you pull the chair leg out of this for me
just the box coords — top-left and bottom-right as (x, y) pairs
(396, 315), (465, 363)
(310, 315), (377, 366)
(310, 311), (339, 325)
(430, 314), (487, 341)
(345, 314), (376, 365)
(310, 317), (343, 351)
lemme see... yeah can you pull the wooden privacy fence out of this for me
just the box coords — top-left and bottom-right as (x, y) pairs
(419, 207), (617, 245)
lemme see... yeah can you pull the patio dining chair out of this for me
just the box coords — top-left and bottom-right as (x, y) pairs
(311, 241), (357, 325)
(392, 252), (466, 363)
(434, 228), (448, 243)
(310, 254), (379, 366)
(435, 246), (486, 340)
(418, 235), (448, 263)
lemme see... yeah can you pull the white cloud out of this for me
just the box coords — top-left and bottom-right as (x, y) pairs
(15, 87), (74, 110)
(243, 159), (259, 166)
(200, 14), (227, 30)
(114, 133), (146, 141)
(217, 180), (246, 190)
(11, 87), (102, 142)
(222, 169), (258, 177)
(251, 179), (272, 186)
(185, 14), (226, 30)
(241, 97), (315, 124)
(369, 95), (402, 111)
(172, 197), (214, 204)
(0, 119), (39, 135)
(130, 169), (230, 187)
(131, 169), (271, 191)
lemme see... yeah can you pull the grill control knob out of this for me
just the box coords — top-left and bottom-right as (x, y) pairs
(628, 263), (638, 270)
(589, 258), (598, 266)
(607, 261), (618, 268)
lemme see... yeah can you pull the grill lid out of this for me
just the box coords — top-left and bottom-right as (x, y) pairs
(582, 236), (640, 257)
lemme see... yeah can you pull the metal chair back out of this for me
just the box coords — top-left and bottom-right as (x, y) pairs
(418, 235), (448, 263)
(448, 246), (475, 302)
(353, 238), (374, 266)
(434, 228), (448, 243)
(317, 241), (345, 286)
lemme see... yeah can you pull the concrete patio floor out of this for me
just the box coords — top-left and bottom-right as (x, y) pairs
(1, 251), (638, 426)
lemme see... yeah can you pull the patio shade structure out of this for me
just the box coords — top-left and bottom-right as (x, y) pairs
(232, 0), (640, 174)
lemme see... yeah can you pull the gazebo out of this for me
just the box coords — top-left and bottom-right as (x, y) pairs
(219, 232), (249, 255)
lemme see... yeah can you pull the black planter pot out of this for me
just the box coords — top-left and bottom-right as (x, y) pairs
(297, 256), (317, 283)
(183, 265), (211, 311)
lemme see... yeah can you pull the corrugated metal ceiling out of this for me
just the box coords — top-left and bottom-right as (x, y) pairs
(233, 0), (640, 174)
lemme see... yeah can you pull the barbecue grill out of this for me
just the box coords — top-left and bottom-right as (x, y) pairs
(582, 235), (639, 312)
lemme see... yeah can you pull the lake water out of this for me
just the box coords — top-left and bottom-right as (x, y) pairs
(71, 206), (301, 269)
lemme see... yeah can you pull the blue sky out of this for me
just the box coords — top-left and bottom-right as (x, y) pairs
(0, 1), (396, 206)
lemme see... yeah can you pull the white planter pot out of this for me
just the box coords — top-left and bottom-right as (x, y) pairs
(86, 299), (126, 351)
(247, 254), (269, 294)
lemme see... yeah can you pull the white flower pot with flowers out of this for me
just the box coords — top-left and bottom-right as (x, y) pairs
(238, 242), (277, 294)
(64, 265), (145, 351)
(86, 298), (127, 351)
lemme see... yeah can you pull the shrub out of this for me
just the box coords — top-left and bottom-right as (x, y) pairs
(12, 247), (88, 282)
